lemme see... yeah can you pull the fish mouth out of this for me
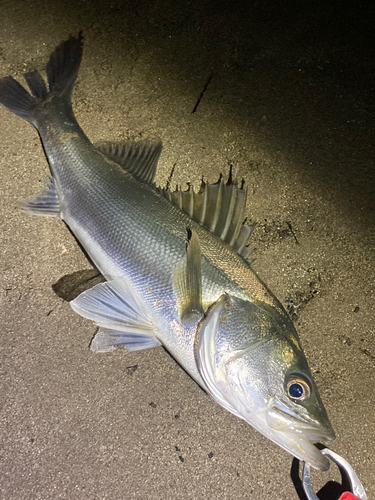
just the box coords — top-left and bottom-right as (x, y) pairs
(266, 402), (335, 471)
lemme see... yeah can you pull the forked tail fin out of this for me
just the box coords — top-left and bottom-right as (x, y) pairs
(0, 33), (83, 126)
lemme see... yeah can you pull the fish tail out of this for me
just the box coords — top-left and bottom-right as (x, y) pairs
(0, 33), (83, 126)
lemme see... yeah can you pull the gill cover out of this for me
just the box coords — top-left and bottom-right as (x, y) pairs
(196, 293), (282, 418)
(195, 293), (335, 470)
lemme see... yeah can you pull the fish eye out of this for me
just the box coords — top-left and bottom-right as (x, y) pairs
(286, 376), (311, 401)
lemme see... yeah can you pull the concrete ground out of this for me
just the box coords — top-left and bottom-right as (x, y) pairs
(0, 1), (373, 499)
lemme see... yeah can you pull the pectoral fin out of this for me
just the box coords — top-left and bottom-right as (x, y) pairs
(173, 229), (204, 326)
(71, 279), (161, 352)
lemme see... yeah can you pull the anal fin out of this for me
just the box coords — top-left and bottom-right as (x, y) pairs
(71, 279), (161, 353)
(20, 175), (60, 217)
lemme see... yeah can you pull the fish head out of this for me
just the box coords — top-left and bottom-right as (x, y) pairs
(196, 293), (335, 470)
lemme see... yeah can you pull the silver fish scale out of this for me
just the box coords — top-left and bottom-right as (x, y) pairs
(36, 112), (247, 382)
(0, 35), (336, 470)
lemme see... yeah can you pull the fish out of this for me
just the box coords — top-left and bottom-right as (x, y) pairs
(0, 34), (335, 471)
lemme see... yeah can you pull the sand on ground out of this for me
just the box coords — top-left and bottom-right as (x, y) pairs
(0, 1), (374, 499)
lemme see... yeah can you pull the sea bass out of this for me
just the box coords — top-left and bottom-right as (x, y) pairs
(0, 34), (335, 470)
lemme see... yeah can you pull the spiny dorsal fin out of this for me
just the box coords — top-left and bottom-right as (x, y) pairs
(95, 140), (162, 183)
(161, 170), (255, 261)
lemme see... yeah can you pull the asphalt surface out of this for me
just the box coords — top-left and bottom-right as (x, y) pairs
(0, 1), (374, 499)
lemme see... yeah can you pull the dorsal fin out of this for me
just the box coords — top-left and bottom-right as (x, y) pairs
(95, 140), (162, 183)
(161, 170), (255, 261)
